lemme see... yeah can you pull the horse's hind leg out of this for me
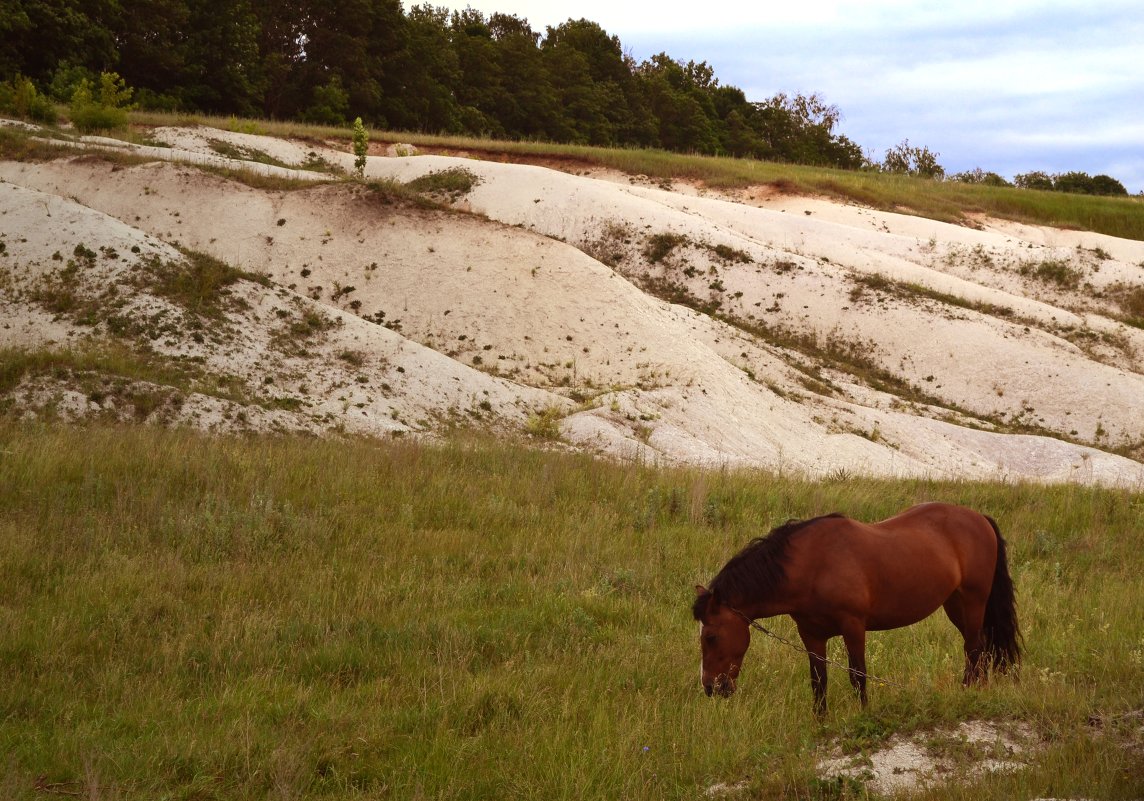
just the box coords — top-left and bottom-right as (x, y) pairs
(943, 592), (986, 685)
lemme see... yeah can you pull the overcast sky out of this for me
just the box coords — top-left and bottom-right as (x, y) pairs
(437, 1), (1144, 193)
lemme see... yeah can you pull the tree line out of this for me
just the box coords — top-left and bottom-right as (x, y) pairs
(2, 0), (866, 167)
(0, 1), (1132, 193)
(945, 168), (1128, 196)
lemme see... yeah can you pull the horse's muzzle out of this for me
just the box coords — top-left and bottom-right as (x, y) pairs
(706, 675), (736, 698)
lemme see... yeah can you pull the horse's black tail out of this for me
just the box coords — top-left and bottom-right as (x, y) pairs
(983, 516), (1022, 674)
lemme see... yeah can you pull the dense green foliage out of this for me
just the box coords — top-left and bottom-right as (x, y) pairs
(881, 139), (945, 179)
(1, 1), (865, 165)
(0, 73), (57, 122)
(67, 69), (134, 132)
(948, 167), (1013, 187)
(948, 168), (1132, 197)
(1014, 170), (1129, 196)
(1, 423), (1142, 799)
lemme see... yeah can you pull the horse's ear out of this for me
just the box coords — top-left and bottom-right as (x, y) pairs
(692, 584), (715, 621)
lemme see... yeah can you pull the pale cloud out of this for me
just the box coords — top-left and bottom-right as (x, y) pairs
(437, 1), (1144, 192)
(438, 0), (852, 31)
(440, 0), (1077, 35)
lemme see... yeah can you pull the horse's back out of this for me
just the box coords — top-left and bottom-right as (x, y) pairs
(877, 502), (993, 535)
(875, 502), (998, 578)
(795, 503), (997, 629)
(815, 503), (995, 563)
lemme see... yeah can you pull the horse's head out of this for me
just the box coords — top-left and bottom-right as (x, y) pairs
(693, 585), (751, 697)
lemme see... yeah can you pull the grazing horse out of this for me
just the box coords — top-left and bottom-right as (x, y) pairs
(692, 503), (1021, 716)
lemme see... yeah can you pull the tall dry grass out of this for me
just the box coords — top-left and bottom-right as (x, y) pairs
(1, 422), (1141, 799)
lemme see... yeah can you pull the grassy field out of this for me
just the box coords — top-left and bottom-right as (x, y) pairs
(125, 110), (1144, 242)
(1, 424), (1142, 800)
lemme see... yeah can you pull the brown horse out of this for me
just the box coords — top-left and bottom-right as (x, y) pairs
(692, 503), (1021, 716)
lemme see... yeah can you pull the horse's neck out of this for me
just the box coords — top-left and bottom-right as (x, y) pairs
(726, 590), (792, 621)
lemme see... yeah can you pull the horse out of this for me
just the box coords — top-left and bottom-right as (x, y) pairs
(692, 502), (1021, 717)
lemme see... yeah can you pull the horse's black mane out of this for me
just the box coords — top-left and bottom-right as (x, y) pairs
(692, 513), (843, 619)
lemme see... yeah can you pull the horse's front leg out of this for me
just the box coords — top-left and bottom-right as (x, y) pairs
(796, 623), (829, 719)
(840, 622), (869, 707)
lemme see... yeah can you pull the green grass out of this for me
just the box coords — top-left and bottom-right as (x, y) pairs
(1, 423), (1142, 800)
(403, 166), (481, 198)
(144, 249), (269, 320)
(15, 243), (270, 346)
(1018, 258), (1085, 290)
(0, 343), (248, 407)
(0, 124), (328, 195)
(849, 273), (1015, 320)
(0, 124), (152, 166)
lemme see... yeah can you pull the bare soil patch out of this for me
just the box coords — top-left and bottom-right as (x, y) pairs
(817, 720), (1037, 796)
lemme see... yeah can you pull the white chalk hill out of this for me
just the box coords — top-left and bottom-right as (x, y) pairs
(1, 122), (1142, 485)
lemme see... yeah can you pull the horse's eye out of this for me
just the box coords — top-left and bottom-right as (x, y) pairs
(704, 634), (717, 645)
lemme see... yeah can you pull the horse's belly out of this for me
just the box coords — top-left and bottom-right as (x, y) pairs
(865, 607), (942, 631)
(863, 571), (959, 631)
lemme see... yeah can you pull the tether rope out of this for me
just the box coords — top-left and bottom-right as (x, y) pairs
(728, 606), (910, 689)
